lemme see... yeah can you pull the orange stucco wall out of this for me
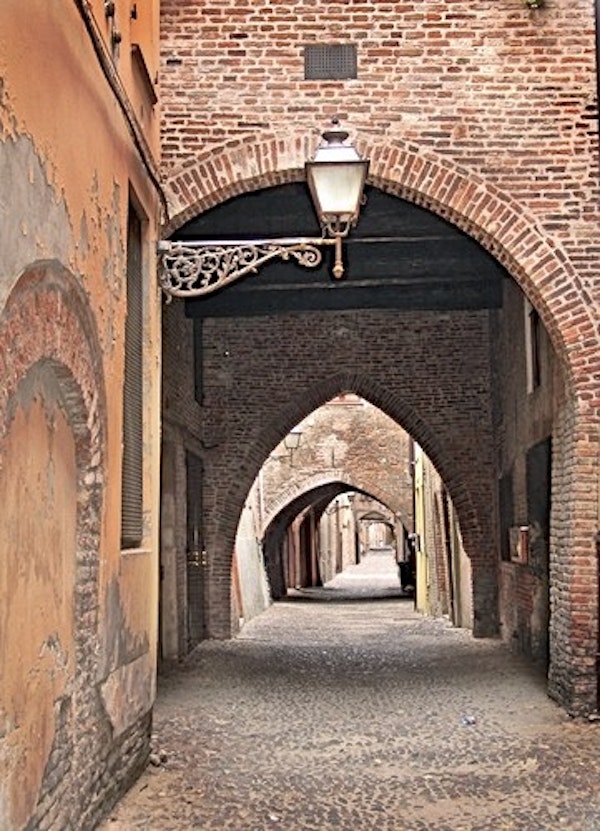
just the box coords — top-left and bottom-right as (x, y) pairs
(0, 373), (76, 827)
(0, 0), (162, 824)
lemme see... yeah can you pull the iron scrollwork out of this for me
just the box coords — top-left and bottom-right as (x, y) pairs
(158, 238), (332, 300)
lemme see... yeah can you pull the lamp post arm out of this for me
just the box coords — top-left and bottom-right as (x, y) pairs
(157, 237), (337, 300)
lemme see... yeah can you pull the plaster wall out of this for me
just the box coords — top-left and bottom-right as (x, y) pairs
(318, 495), (358, 584)
(413, 448), (473, 629)
(234, 495), (272, 625)
(0, 0), (162, 824)
(451, 515), (474, 631)
(0, 376), (76, 829)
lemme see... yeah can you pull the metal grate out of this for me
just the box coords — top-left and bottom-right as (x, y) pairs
(304, 44), (357, 80)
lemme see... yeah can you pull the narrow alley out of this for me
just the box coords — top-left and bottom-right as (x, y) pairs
(102, 552), (600, 831)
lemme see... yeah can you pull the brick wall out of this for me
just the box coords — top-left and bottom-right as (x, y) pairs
(493, 277), (557, 666)
(161, 301), (210, 656)
(260, 396), (414, 534)
(161, 0), (598, 293)
(159, 0), (600, 713)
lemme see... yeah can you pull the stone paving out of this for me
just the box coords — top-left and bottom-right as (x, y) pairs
(101, 551), (600, 830)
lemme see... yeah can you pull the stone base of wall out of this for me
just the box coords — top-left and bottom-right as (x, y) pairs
(82, 710), (152, 830)
(30, 709), (151, 831)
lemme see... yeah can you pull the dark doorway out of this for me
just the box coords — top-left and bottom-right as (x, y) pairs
(186, 451), (206, 645)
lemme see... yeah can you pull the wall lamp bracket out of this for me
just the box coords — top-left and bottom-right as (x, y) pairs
(157, 120), (368, 301)
(158, 235), (341, 301)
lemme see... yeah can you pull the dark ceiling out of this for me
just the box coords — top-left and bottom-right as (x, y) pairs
(173, 183), (508, 319)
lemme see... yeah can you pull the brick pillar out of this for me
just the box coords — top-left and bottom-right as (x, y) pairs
(547, 402), (600, 715)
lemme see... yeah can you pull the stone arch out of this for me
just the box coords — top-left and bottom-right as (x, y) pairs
(0, 261), (107, 828)
(261, 471), (406, 539)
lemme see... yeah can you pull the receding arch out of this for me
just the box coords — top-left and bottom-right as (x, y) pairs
(261, 471), (406, 539)
(242, 374), (483, 566)
(203, 370), (493, 640)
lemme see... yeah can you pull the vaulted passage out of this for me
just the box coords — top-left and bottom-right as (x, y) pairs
(104, 554), (600, 829)
(4, 1), (599, 826)
(162, 179), (562, 692)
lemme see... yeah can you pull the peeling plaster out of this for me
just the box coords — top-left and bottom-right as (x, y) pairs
(100, 578), (150, 679)
(0, 135), (71, 308)
(0, 384), (76, 829)
(0, 136), (125, 358)
(99, 653), (154, 738)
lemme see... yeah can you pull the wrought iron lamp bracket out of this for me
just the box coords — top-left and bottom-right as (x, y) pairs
(157, 234), (346, 300)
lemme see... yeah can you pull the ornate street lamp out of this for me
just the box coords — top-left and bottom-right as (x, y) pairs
(305, 120), (369, 279)
(158, 120), (369, 300)
(284, 425), (303, 466)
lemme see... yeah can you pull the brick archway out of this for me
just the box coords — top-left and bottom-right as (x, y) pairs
(253, 376), (472, 548)
(0, 261), (107, 827)
(164, 131), (597, 378)
(261, 471), (407, 540)
(0, 261), (106, 487)
(166, 135), (599, 713)
(204, 368), (496, 638)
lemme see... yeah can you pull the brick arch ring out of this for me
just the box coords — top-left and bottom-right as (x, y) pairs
(261, 471), (409, 540)
(163, 131), (597, 389)
(249, 371), (486, 566)
(0, 261), (107, 672)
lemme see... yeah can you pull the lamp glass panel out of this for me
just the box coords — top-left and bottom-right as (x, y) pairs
(308, 161), (368, 219)
(284, 430), (302, 450)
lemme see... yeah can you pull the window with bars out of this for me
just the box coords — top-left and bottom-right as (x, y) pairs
(121, 201), (144, 549)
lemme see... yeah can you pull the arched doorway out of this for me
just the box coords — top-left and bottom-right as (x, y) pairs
(0, 264), (106, 828)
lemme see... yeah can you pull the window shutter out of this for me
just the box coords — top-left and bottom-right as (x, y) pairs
(121, 205), (144, 548)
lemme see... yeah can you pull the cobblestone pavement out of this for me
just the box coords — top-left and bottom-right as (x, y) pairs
(101, 551), (600, 830)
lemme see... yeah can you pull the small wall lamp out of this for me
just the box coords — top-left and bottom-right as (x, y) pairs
(158, 119), (370, 300)
(284, 427), (303, 452)
(284, 427), (303, 466)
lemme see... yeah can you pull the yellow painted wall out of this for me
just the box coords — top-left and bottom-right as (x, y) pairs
(414, 447), (429, 614)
